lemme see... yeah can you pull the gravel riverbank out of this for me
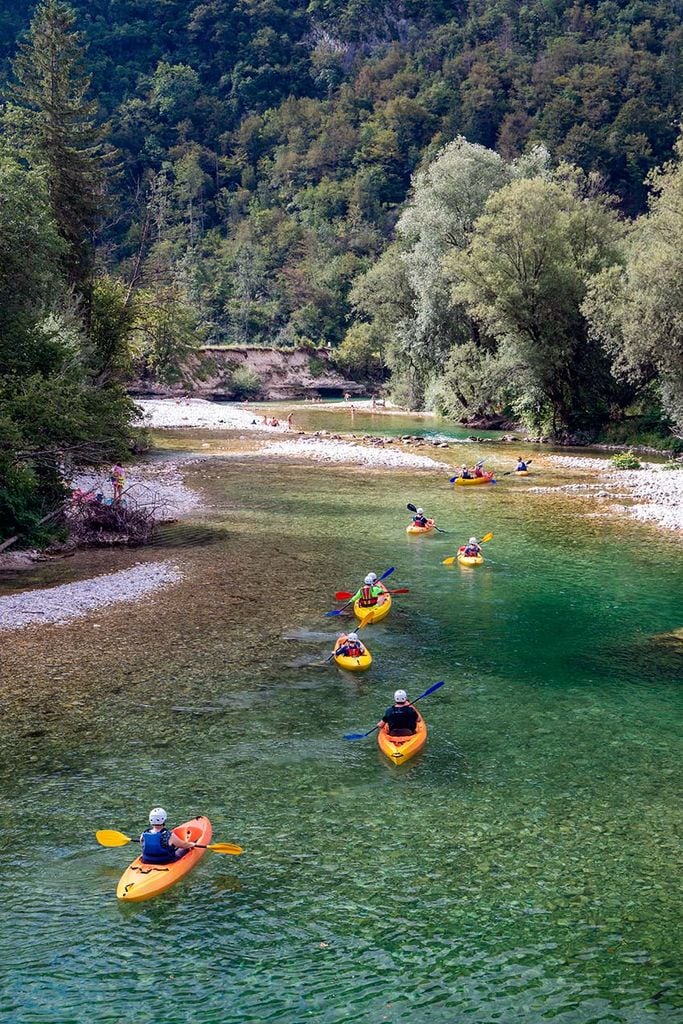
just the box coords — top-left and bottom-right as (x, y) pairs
(0, 560), (182, 632)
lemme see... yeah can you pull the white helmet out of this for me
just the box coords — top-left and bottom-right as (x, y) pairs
(364, 573), (376, 585)
(394, 689), (408, 703)
(469, 537), (477, 544)
(416, 508), (424, 515)
(348, 632), (359, 642)
(149, 807), (167, 825)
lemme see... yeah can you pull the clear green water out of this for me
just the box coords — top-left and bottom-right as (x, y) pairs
(1, 443), (682, 1023)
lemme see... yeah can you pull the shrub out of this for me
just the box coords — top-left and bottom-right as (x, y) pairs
(229, 365), (261, 399)
(611, 450), (642, 469)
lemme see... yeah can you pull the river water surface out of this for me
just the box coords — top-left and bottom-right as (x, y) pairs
(1, 431), (681, 1023)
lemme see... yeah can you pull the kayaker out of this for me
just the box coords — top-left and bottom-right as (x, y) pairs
(473, 464), (484, 478)
(352, 573), (389, 609)
(377, 689), (418, 736)
(462, 536), (482, 557)
(516, 457), (528, 471)
(140, 808), (197, 864)
(459, 464), (472, 479)
(412, 507), (429, 527)
(335, 632), (366, 658)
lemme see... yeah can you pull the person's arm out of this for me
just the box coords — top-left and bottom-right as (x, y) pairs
(169, 833), (195, 851)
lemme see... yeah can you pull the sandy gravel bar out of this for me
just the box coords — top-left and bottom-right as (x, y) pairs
(548, 455), (683, 532)
(136, 397), (283, 432)
(74, 461), (203, 518)
(256, 437), (443, 470)
(0, 560), (182, 631)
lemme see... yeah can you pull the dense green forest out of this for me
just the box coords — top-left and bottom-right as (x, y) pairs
(1, 0), (682, 542)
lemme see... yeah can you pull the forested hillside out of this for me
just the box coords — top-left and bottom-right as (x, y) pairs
(2, 0), (681, 354)
(1, 0), (682, 544)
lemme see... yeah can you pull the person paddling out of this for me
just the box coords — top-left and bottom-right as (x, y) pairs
(377, 689), (418, 737)
(335, 632), (366, 658)
(516, 456), (528, 472)
(458, 463), (472, 480)
(140, 808), (197, 864)
(462, 536), (482, 557)
(350, 573), (389, 610)
(412, 507), (430, 528)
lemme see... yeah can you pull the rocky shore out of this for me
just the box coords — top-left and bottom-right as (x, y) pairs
(0, 560), (182, 632)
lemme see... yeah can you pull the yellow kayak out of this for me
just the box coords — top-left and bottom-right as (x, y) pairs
(354, 593), (392, 623)
(116, 816), (211, 902)
(406, 518), (435, 536)
(333, 635), (372, 672)
(378, 711), (427, 764)
(515, 470), (530, 476)
(457, 552), (484, 566)
(454, 472), (496, 486)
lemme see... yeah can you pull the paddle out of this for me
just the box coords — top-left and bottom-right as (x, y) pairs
(442, 532), (493, 565)
(325, 611), (374, 662)
(406, 503), (447, 533)
(501, 459), (533, 477)
(95, 829), (243, 855)
(343, 680), (445, 741)
(334, 588), (410, 600)
(449, 459), (484, 484)
(325, 566), (394, 617)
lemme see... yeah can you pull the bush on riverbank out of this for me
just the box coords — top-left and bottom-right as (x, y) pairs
(611, 451), (642, 470)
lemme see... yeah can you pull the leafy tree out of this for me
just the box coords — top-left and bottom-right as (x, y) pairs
(454, 169), (625, 435)
(583, 134), (683, 432)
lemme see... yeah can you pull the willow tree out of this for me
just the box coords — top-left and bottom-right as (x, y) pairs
(583, 134), (683, 433)
(11, 0), (106, 293)
(454, 168), (625, 436)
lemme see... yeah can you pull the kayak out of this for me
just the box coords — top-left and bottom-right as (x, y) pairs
(457, 550), (484, 566)
(378, 710), (427, 765)
(406, 518), (435, 535)
(454, 472), (496, 486)
(354, 590), (392, 623)
(334, 634), (372, 671)
(515, 469), (530, 476)
(116, 816), (212, 902)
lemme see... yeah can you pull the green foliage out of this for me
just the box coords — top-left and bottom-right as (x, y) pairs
(131, 285), (204, 384)
(334, 323), (384, 383)
(610, 451), (642, 470)
(229, 365), (261, 399)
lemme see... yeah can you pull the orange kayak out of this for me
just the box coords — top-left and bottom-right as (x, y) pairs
(117, 816), (212, 901)
(378, 710), (427, 765)
(406, 518), (435, 536)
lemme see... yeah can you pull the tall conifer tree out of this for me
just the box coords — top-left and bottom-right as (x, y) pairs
(11, 0), (105, 293)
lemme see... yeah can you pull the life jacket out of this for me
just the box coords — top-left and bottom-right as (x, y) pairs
(413, 516), (428, 526)
(346, 642), (363, 657)
(473, 467), (483, 477)
(140, 828), (177, 864)
(464, 545), (480, 557)
(385, 704), (418, 736)
(517, 462), (527, 471)
(358, 584), (377, 608)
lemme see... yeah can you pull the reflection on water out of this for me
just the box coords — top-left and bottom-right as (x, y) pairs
(1, 447), (682, 1023)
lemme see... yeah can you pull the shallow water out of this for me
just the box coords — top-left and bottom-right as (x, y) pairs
(1, 442), (682, 1023)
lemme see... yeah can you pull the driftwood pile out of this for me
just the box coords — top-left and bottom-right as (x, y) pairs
(66, 492), (162, 546)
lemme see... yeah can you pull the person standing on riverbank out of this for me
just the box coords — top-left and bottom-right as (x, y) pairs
(110, 464), (125, 501)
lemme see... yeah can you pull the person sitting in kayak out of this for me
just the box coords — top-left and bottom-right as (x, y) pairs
(412, 507), (429, 527)
(462, 536), (482, 557)
(140, 807), (197, 865)
(377, 689), (418, 736)
(473, 464), (484, 478)
(352, 573), (389, 608)
(336, 632), (366, 658)
(516, 457), (528, 471)
(459, 464), (472, 479)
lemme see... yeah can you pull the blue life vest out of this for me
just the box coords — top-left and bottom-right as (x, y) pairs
(140, 827), (177, 864)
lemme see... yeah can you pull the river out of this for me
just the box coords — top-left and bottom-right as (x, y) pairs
(1, 426), (681, 1023)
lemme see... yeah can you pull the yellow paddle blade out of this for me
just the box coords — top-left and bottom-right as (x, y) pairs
(96, 829), (132, 847)
(482, 532), (494, 543)
(357, 611), (375, 630)
(442, 556), (456, 565)
(207, 843), (244, 855)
